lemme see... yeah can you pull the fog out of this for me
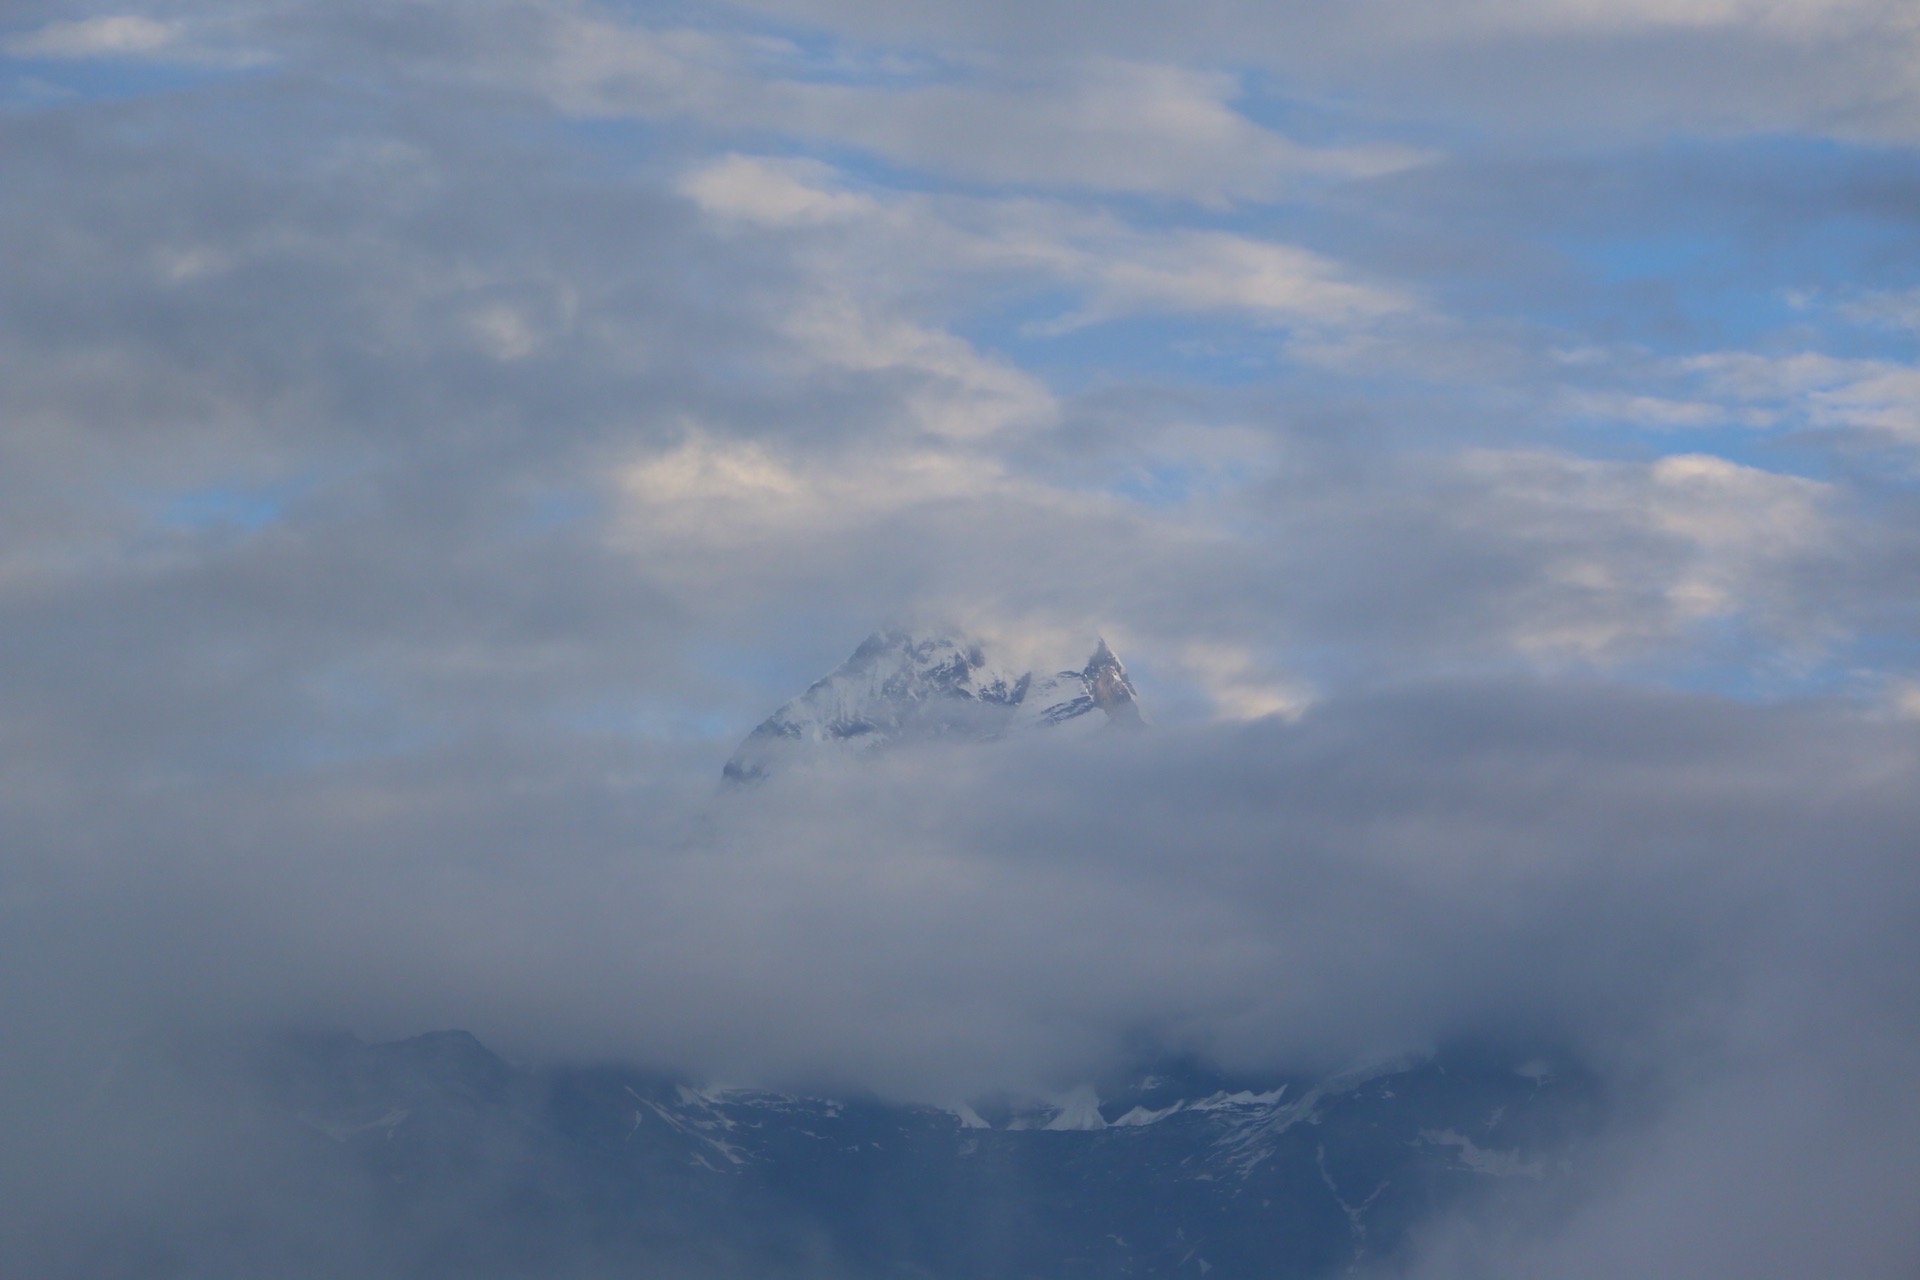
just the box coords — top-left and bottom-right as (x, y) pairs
(4, 683), (1918, 1274)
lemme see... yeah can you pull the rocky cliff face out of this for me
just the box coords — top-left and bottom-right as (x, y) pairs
(724, 629), (1142, 781)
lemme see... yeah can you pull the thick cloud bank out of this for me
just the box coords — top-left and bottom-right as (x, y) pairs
(4, 684), (1918, 1275)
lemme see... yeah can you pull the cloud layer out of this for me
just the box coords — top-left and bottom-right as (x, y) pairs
(4, 687), (1918, 1275)
(3, 2), (1920, 1276)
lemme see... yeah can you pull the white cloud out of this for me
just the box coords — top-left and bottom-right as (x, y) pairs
(681, 154), (1416, 338)
(1559, 389), (1775, 430)
(1838, 286), (1920, 334)
(617, 428), (1011, 550)
(660, 166), (1061, 437)
(4, 13), (266, 68)
(533, 13), (751, 119)
(1685, 351), (1920, 444)
(1452, 450), (1835, 664)
(720, 0), (1920, 144)
(466, 303), (542, 360)
(1056, 229), (1414, 332)
(766, 58), (1426, 203)
(1453, 0), (1884, 35)
(782, 294), (1058, 440)
(1883, 677), (1920, 720)
(465, 9), (1423, 202)
(680, 154), (882, 227)
(6, 15), (181, 60)
(1170, 642), (1314, 721)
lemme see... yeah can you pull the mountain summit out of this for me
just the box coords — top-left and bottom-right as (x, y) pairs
(724, 629), (1142, 781)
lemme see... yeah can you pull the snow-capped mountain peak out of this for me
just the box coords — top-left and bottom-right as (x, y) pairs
(723, 628), (1143, 781)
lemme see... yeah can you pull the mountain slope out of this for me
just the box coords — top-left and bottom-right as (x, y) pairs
(50, 1029), (1601, 1280)
(724, 629), (1142, 781)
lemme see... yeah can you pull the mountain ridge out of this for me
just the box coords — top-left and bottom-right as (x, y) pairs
(724, 628), (1142, 781)
(54, 1024), (1598, 1280)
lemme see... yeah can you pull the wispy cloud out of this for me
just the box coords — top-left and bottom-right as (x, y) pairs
(683, 154), (1418, 338)
(6, 12), (266, 68)
(6, 15), (183, 60)
(383, 6), (1427, 202)
(1684, 351), (1920, 446)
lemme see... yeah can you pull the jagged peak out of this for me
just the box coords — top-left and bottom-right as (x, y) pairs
(1084, 636), (1143, 727)
(723, 628), (1144, 781)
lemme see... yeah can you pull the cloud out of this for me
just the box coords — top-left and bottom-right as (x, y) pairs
(5, 679), (1916, 1084)
(1838, 285), (1920, 333)
(616, 428), (1014, 548)
(1167, 640), (1314, 720)
(6, 680), (1920, 1279)
(682, 153), (884, 227)
(328, 4), (1421, 202)
(1437, 0), (1884, 36)
(5, 15), (183, 60)
(0, 68), (1890, 784)
(1451, 450), (1835, 662)
(749, 57), (1427, 202)
(5, 12), (268, 69)
(682, 154), (1417, 338)
(1684, 351), (1920, 446)
(1557, 389), (1775, 430)
(719, 0), (1920, 143)
(1055, 229), (1414, 331)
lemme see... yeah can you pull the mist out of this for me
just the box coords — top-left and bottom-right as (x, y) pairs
(4, 681), (1918, 1274)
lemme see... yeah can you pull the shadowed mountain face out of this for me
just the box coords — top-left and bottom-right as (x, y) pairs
(724, 630), (1143, 782)
(39, 1030), (1601, 1280)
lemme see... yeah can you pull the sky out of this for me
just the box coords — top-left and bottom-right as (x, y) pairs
(3, 2), (1920, 1276)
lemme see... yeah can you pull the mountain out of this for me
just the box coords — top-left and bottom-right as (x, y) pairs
(49, 1029), (1602, 1280)
(724, 629), (1143, 782)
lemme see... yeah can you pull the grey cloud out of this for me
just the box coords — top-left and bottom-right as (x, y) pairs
(232, 2), (1415, 202)
(719, 0), (1920, 144)
(3, 51), (1912, 792)
(7, 678), (1918, 1086)
(5, 683), (1919, 1275)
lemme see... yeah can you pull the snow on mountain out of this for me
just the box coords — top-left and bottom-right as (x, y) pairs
(724, 628), (1143, 781)
(96, 1027), (1598, 1280)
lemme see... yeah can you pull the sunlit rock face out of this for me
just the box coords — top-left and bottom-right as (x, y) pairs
(723, 629), (1143, 782)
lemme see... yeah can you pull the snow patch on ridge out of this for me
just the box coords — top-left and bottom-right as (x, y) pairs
(1042, 1084), (1109, 1131)
(724, 627), (1142, 781)
(1112, 1100), (1186, 1126)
